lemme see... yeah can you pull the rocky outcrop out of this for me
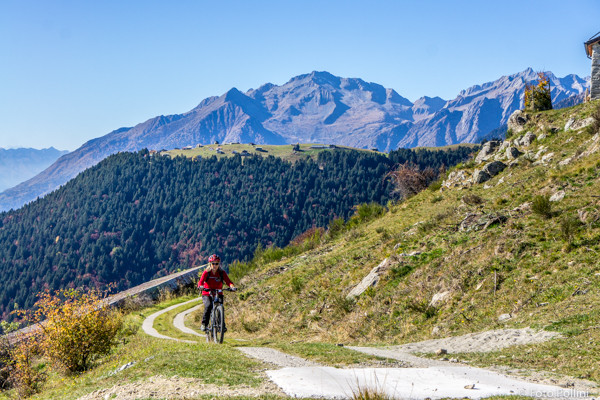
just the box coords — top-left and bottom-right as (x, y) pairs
(442, 170), (471, 190)
(517, 132), (536, 147)
(472, 161), (506, 184)
(505, 146), (523, 160)
(507, 110), (530, 134)
(564, 117), (595, 131)
(475, 141), (501, 164)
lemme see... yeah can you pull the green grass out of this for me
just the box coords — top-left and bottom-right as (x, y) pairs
(164, 143), (379, 162)
(0, 298), (267, 400)
(219, 101), (600, 383)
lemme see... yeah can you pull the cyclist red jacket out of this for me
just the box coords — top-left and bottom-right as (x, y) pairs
(198, 268), (234, 295)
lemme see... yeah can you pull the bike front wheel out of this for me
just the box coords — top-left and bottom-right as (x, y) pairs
(212, 305), (225, 344)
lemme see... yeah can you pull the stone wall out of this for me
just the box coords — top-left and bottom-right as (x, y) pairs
(592, 42), (600, 100)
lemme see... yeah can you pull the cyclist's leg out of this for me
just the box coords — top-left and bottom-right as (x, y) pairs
(202, 295), (213, 329)
(218, 294), (226, 332)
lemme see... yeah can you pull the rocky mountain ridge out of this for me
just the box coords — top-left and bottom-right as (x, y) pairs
(0, 69), (588, 211)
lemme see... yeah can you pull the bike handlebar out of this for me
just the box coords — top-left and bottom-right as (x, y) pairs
(200, 287), (237, 293)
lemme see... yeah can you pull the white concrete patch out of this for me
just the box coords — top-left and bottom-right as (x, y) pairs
(267, 366), (580, 399)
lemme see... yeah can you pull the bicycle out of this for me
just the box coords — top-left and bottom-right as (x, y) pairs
(202, 287), (236, 343)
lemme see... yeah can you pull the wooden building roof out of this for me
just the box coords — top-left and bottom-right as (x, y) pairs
(585, 31), (600, 58)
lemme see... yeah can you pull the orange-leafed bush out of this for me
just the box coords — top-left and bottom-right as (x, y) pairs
(0, 323), (45, 397)
(19, 289), (123, 373)
(524, 72), (552, 111)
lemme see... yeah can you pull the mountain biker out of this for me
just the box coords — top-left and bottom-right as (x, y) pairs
(198, 254), (235, 332)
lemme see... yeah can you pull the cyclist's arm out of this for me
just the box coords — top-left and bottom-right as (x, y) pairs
(198, 270), (208, 289)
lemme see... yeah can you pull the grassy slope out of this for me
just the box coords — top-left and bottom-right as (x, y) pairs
(224, 101), (600, 382)
(164, 143), (381, 162)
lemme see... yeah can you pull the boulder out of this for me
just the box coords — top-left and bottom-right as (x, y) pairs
(482, 161), (506, 176)
(549, 190), (565, 202)
(475, 140), (501, 164)
(347, 258), (391, 299)
(517, 132), (537, 146)
(507, 110), (529, 133)
(472, 169), (491, 184)
(565, 117), (594, 131)
(505, 147), (522, 160)
(429, 290), (451, 307)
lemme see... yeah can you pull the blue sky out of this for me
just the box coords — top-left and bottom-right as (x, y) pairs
(1, 0), (598, 150)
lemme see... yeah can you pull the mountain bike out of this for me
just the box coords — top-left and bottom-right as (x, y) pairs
(203, 287), (236, 343)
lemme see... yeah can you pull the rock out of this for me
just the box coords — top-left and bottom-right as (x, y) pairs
(498, 313), (512, 322)
(578, 209), (590, 223)
(483, 161), (506, 176)
(464, 384), (476, 390)
(472, 169), (491, 184)
(475, 141), (501, 164)
(398, 251), (421, 257)
(558, 157), (574, 167)
(442, 170), (470, 190)
(550, 190), (565, 202)
(534, 152), (555, 166)
(564, 118), (576, 131)
(506, 147), (522, 160)
(566, 117), (594, 131)
(435, 348), (448, 356)
(347, 258), (391, 299)
(431, 326), (441, 336)
(518, 132), (537, 146)
(512, 202), (531, 213)
(538, 133), (547, 141)
(460, 213), (507, 232)
(450, 358), (459, 363)
(429, 290), (451, 307)
(507, 110), (529, 133)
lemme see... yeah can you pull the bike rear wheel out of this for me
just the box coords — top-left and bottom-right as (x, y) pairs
(212, 305), (225, 344)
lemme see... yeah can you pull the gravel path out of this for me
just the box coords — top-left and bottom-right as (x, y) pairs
(237, 347), (321, 368)
(398, 327), (561, 354)
(141, 298), (201, 344)
(172, 303), (204, 337)
(349, 328), (561, 368)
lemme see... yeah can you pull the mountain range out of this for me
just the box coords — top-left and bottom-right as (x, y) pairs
(0, 147), (68, 193)
(0, 68), (588, 212)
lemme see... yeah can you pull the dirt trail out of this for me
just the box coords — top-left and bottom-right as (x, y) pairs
(78, 376), (284, 400)
(141, 298), (201, 343)
(172, 303), (204, 337)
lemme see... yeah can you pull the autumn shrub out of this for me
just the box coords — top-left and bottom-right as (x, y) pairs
(387, 163), (437, 199)
(524, 72), (552, 111)
(19, 289), (123, 373)
(0, 323), (45, 397)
